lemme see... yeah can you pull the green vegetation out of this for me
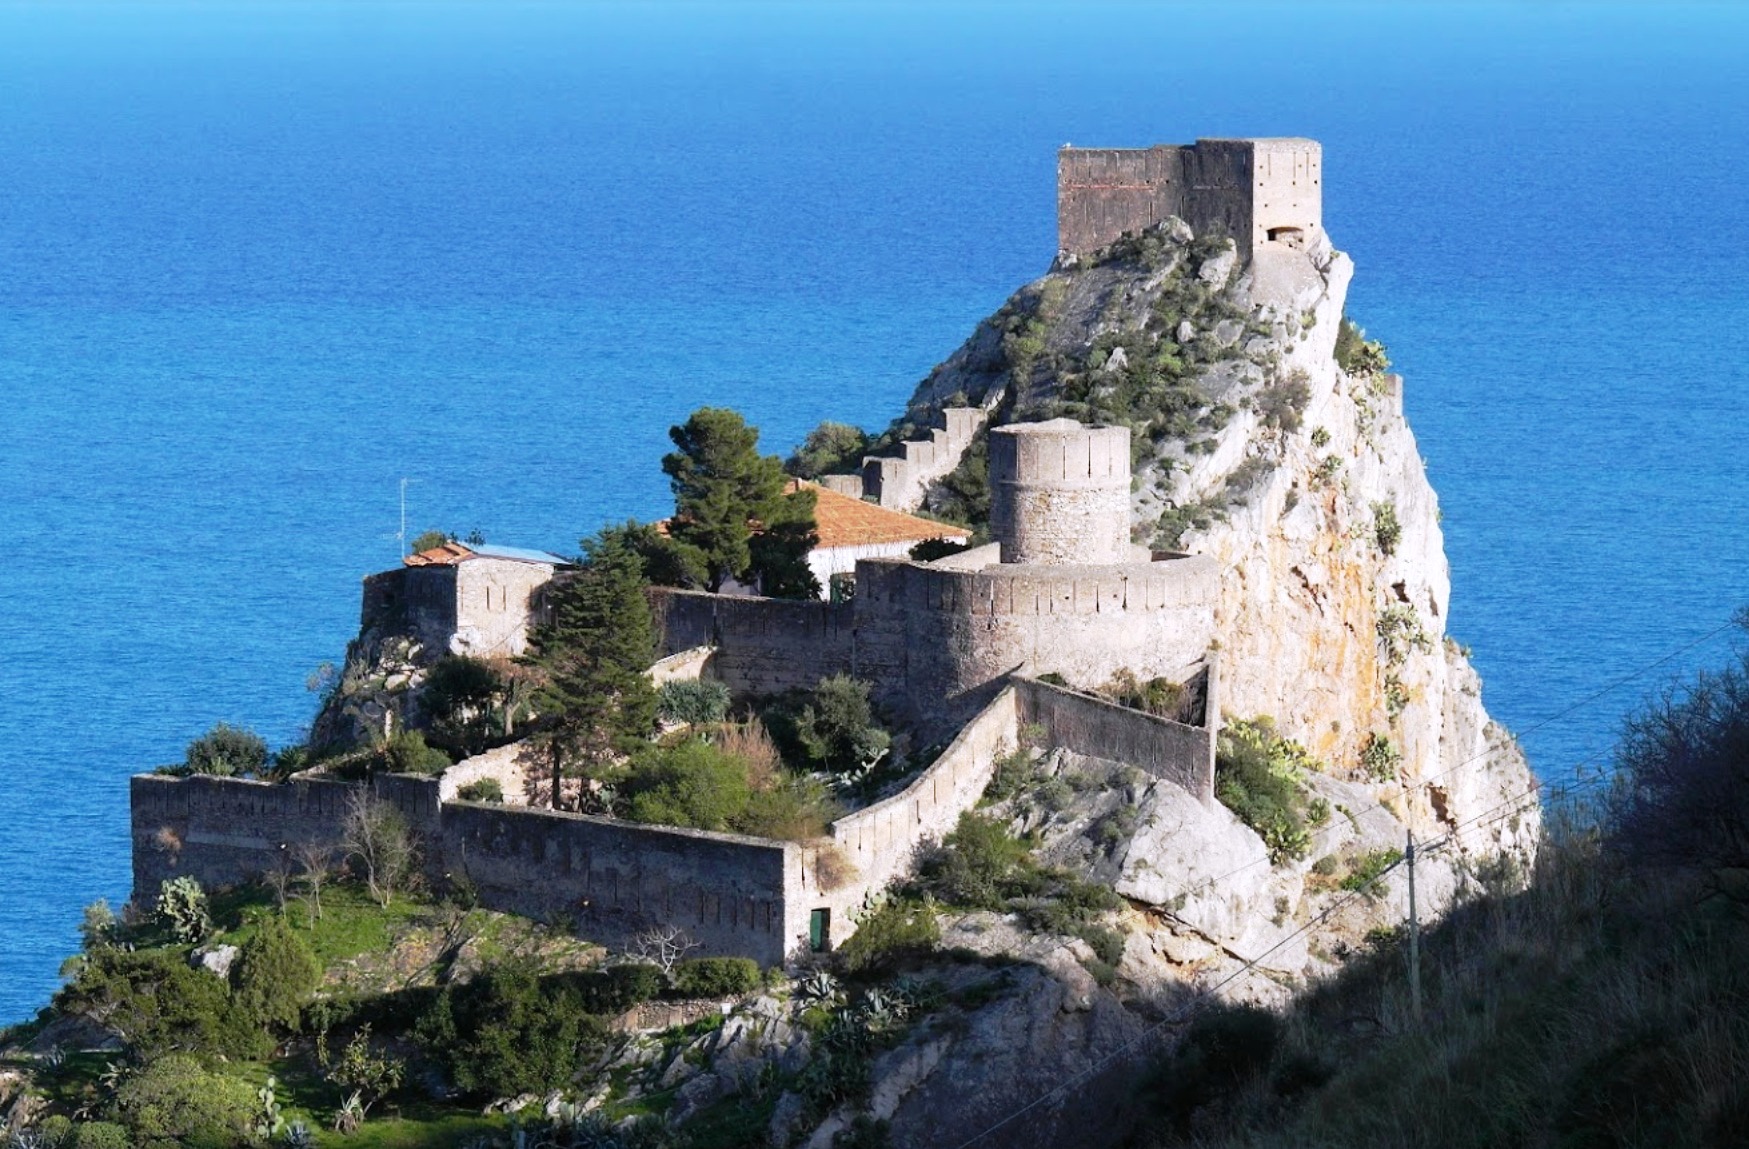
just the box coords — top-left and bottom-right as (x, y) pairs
(1333, 315), (1390, 377)
(785, 673), (891, 777)
(1376, 604), (1430, 666)
(908, 812), (1121, 957)
(620, 725), (841, 841)
(233, 916), (321, 1034)
(418, 963), (609, 1099)
(171, 722), (268, 778)
(662, 406), (819, 598)
(1102, 670), (1198, 724)
(1214, 718), (1327, 864)
(420, 655), (527, 758)
(670, 957), (761, 999)
(656, 678), (732, 726)
(785, 420), (870, 479)
(1337, 847), (1403, 896)
(1132, 617), (1749, 1149)
(456, 777), (504, 803)
(520, 532), (659, 813)
(1372, 500), (1402, 556)
(834, 899), (942, 977)
(1358, 732), (1402, 781)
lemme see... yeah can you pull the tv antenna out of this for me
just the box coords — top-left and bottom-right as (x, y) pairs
(396, 477), (422, 560)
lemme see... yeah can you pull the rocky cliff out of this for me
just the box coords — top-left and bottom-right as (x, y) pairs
(802, 221), (1541, 1148)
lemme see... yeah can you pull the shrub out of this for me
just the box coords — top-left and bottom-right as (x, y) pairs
(68, 1124), (131, 1149)
(1612, 615), (1749, 881)
(326, 1025), (405, 1112)
(786, 420), (870, 479)
(910, 536), (970, 563)
(1216, 718), (1322, 863)
(1334, 316), (1390, 377)
(624, 739), (752, 832)
(422, 655), (509, 756)
(456, 777), (504, 803)
(792, 675), (891, 776)
(1339, 848), (1404, 896)
(1105, 669), (1195, 722)
(1139, 1004), (1281, 1136)
(1372, 500), (1402, 556)
(56, 948), (257, 1059)
(835, 899), (941, 976)
(569, 962), (666, 1014)
(232, 915), (321, 1034)
(658, 678), (732, 726)
(342, 789), (418, 907)
(1259, 370), (1312, 433)
(1377, 605), (1431, 665)
(418, 963), (608, 1098)
(916, 813), (1033, 908)
(671, 957), (761, 998)
(377, 727), (451, 776)
(109, 1054), (256, 1149)
(181, 722), (268, 778)
(715, 718), (784, 791)
(734, 774), (841, 841)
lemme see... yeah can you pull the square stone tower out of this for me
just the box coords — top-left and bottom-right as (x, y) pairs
(1057, 137), (1322, 261)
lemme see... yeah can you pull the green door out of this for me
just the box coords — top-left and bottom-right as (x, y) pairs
(809, 908), (830, 952)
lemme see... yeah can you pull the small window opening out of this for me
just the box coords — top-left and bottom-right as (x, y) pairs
(1267, 226), (1306, 249)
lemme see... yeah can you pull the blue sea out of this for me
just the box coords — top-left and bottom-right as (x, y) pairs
(3, 1), (1747, 1022)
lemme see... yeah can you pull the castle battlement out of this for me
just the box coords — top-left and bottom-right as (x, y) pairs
(1057, 137), (1322, 261)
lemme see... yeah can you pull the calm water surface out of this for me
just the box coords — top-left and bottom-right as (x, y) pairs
(2, 2), (1746, 1021)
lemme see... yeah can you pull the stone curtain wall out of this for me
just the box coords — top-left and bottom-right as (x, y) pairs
(1057, 139), (1323, 262)
(1015, 675), (1217, 803)
(131, 772), (442, 896)
(445, 803), (801, 965)
(821, 686), (1020, 914)
(133, 771), (805, 965)
(1057, 145), (1185, 257)
(359, 566), (457, 659)
(438, 741), (535, 805)
(649, 589), (855, 696)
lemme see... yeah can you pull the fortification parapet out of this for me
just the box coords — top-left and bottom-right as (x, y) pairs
(990, 419), (1132, 565)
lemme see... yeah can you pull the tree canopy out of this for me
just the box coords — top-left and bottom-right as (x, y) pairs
(519, 531), (658, 810)
(661, 407), (819, 597)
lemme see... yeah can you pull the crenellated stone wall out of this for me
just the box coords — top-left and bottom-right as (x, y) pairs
(650, 589), (855, 696)
(816, 406), (985, 513)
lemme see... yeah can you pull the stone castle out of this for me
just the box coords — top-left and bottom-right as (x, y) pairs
(129, 137), (1331, 964)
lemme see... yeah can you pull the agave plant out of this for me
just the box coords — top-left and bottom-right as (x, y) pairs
(795, 969), (841, 1007)
(283, 1121), (316, 1149)
(333, 1091), (366, 1135)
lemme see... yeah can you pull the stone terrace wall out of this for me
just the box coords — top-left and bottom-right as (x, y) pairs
(446, 803), (801, 965)
(650, 589), (854, 697)
(1015, 675), (1217, 803)
(820, 407), (985, 512)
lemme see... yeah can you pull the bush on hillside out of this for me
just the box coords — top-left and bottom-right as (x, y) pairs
(671, 957), (761, 999)
(768, 675), (891, 777)
(56, 948), (258, 1059)
(1613, 616), (1749, 883)
(834, 898), (941, 976)
(108, 1054), (256, 1149)
(624, 739), (752, 832)
(422, 655), (512, 756)
(376, 727), (451, 776)
(232, 915), (321, 1035)
(657, 678), (732, 726)
(417, 963), (608, 1098)
(786, 420), (871, 479)
(1215, 718), (1326, 863)
(456, 777), (505, 803)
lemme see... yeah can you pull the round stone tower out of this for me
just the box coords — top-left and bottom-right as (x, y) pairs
(989, 419), (1132, 565)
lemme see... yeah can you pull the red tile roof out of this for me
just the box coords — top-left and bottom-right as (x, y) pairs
(800, 482), (971, 550)
(404, 541), (475, 567)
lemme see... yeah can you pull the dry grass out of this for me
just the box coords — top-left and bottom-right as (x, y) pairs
(714, 720), (783, 792)
(1130, 803), (1749, 1149)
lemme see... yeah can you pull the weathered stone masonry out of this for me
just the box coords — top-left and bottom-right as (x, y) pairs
(1058, 137), (1322, 262)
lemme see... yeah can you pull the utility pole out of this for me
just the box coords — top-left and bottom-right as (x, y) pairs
(396, 477), (421, 561)
(1407, 826), (1423, 1025)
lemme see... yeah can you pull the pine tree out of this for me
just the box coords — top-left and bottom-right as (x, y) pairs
(661, 407), (819, 596)
(520, 534), (658, 810)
